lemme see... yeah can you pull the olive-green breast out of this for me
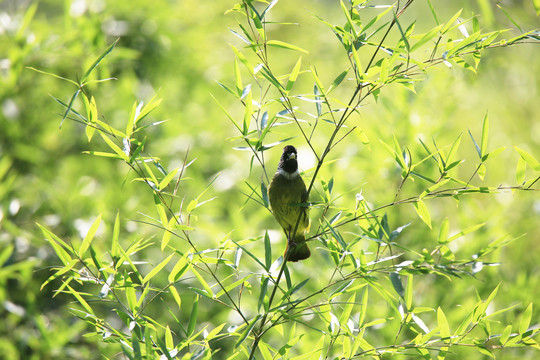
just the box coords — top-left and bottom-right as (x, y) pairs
(268, 172), (310, 235)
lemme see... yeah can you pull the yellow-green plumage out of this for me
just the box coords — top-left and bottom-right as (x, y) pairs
(268, 145), (311, 262)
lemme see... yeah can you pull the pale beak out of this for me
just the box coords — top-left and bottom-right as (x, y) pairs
(289, 153), (296, 160)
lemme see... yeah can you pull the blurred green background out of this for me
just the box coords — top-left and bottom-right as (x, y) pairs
(0, 0), (539, 358)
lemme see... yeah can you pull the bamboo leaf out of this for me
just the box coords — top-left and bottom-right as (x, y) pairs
(328, 68), (349, 93)
(37, 224), (72, 266)
(142, 254), (174, 284)
(413, 200), (432, 228)
(168, 255), (191, 283)
(310, 70), (326, 103)
(234, 57), (243, 96)
(410, 25), (443, 52)
(480, 113), (489, 157)
(515, 147), (540, 171)
(235, 315), (261, 348)
(81, 40), (118, 83)
(285, 56), (302, 93)
(516, 156), (526, 184)
(187, 295), (199, 336)
(444, 223), (485, 244)
(66, 283), (95, 315)
(264, 230), (271, 270)
(437, 307), (450, 339)
(266, 40), (309, 54)
(159, 168), (179, 190)
(243, 88), (253, 135)
(405, 275), (413, 310)
(519, 303), (532, 334)
(192, 267), (214, 298)
(390, 272), (404, 299)
(99, 132), (129, 162)
(79, 214), (101, 258)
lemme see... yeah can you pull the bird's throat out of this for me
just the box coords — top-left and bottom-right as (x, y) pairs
(277, 168), (300, 180)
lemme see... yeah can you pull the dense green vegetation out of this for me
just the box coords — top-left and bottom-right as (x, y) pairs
(1, 0), (539, 359)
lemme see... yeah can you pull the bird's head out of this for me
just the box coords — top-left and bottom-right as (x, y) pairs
(279, 145), (298, 174)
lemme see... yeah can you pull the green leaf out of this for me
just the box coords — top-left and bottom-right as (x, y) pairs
(258, 277), (269, 312)
(234, 57), (243, 96)
(235, 315), (261, 348)
(379, 58), (389, 83)
(482, 146), (506, 162)
(85, 96), (98, 142)
(37, 224), (72, 266)
(65, 283), (95, 316)
(242, 87), (253, 135)
(310, 66), (326, 97)
(99, 132), (129, 162)
(480, 113), (489, 157)
(192, 267), (214, 298)
(26, 67), (78, 86)
(165, 325), (173, 349)
(468, 129), (482, 159)
(350, 42), (362, 76)
(264, 230), (272, 270)
(340, 0), (357, 37)
(446, 134), (462, 165)
(111, 211), (120, 261)
(535, 0), (540, 15)
(496, 5), (522, 32)
(390, 272), (404, 299)
(211, 93), (243, 133)
(187, 295), (199, 336)
(81, 40), (118, 84)
(40, 258), (78, 291)
(142, 253), (174, 284)
(78, 214), (101, 258)
(410, 24), (443, 52)
(515, 147), (540, 171)
(266, 40), (309, 54)
(476, 346), (494, 358)
(135, 94), (162, 127)
(405, 275), (413, 310)
(328, 68), (349, 93)
(285, 56), (302, 93)
(438, 218), (449, 244)
(168, 255), (191, 283)
(259, 65), (284, 91)
(519, 303), (532, 334)
(340, 293), (356, 330)
(437, 307), (450, 339)
(413, 200), (432, 228)
(60, 89), (81, 129)
(441, 10), (463, 34)
(215, 275), (252, 299)
(444, 223), (485, 244)
(478, 163), (486, 181)
(500, 324), (512, 344)
(159, 168), (179, 190)
(261, 181), (269, 208)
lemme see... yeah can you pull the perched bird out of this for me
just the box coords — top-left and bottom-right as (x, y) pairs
(268, 145), (311, 262)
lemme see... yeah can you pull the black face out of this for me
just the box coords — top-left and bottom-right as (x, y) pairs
(278, 145), (298, 173)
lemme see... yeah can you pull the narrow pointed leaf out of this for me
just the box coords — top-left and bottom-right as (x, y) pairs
(266, 40), (309, 54)
(142, 254), (174, 284)
(79, 214), (102, 257)
(81, 40), (118, 83)
(285, 56), (302, 93)
(413, 200), (432, 228)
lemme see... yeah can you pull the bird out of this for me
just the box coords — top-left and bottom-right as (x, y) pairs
(268, 145), (311, 262)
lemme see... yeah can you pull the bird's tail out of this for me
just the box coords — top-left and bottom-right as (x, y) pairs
(286, 234), (311, 262)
